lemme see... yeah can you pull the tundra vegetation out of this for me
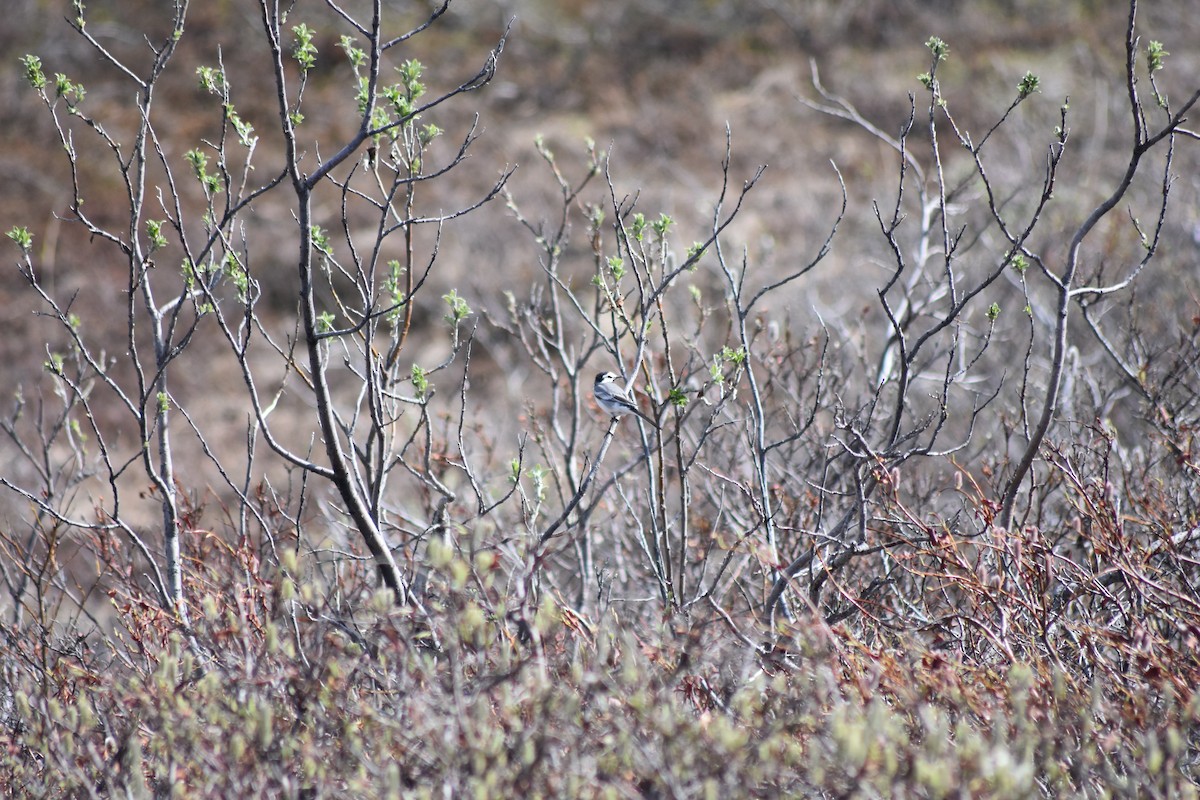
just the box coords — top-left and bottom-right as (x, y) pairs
(1, 0), (1199, 796)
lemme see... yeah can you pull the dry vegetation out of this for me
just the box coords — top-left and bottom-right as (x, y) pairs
(2, 0), (1200, 797)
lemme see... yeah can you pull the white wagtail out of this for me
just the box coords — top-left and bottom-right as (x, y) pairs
(593, 372), (656, 425)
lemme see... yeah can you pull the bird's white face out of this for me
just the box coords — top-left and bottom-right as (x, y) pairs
(592, 370), (653, 424)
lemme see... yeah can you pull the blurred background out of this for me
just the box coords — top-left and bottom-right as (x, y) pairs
(2, 0), (1198, 499)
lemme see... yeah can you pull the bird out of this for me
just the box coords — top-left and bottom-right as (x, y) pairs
(593, 372), (656, 425)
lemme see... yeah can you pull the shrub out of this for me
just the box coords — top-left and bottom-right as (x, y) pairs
(2, 0), (1198, 796)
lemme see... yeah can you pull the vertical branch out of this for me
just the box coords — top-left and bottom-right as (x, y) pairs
(259, 0), (409, 603)
(998, 0), (1200, 529)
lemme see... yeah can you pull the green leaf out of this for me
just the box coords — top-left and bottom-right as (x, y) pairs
(310, 225), (330, 254)
(529, 464), (548, 502)
(1146, 40), (1168, 72)
(224, 252), (249, 301)
(339, 36), (366, 69)
(606, 256), (626, 281)
(6, 226), (34, 252)
(925, 36), (949, 62)
(419, 123), (442, 146)
(652, 213), (673, 237)
(1017, 71), (1040, 100)
(292, 23), (318, 72)
(631, 213), (647, 242)
(146, 219), (168, 252)
(399, 59), (425, 97)
(225, 104), (257, 148)
(411, 364), (429, 397)
(185, 149), (210, 185)
(197, 65), (224, 94)
(55, 73), (86, 105)
(45, 352), (65, 376)
(709, 357), (724, 384)
(442, 289), (471, 325)
(382, 259), (406, 324)
(20, 55), (46, 90)
(720, 345), (747, 365)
